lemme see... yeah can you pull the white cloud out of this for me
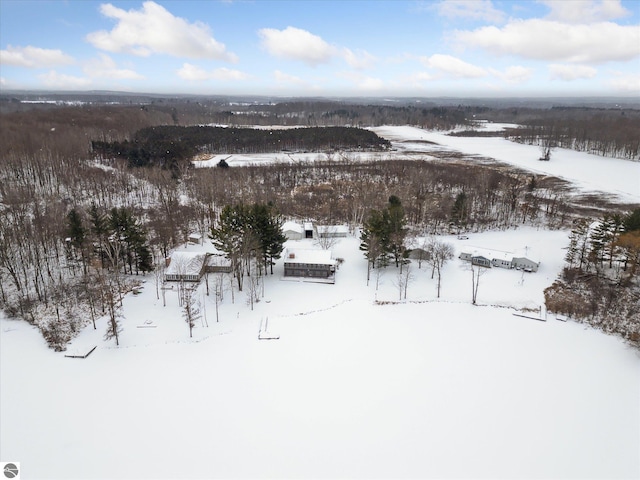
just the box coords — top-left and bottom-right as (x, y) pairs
(0, 45), (74, 68)
(489, 65), (534, 83)
(86, 1), (237, 61)
(337, 71), (385, 91)
(408, 72), (436, 82)
(177, 63), (248, 81)
(84, 54), (144, 80)
(273, 70), (307, 86)
(434, 0), (506, 23)
(541, 0), (631, 24)
(258, 26), (336, 66)
(608, 72), (640, 92)
(38, 70), (92, 89)
(342, 48), (377, 70)
(548, 63), (597, 80)
(423, 54), (488, 78)
(454, 19), (640, 64)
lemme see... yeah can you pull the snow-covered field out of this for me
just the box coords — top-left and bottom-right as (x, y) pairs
(2, 227), (639, 479)
(2, 125), (639, 479)
(372, 125), (640, 204)
(194, 124), (640, 205)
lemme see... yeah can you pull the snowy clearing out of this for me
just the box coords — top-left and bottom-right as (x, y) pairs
(193, 124), (640, 205)
(371, 125), (640, 204)
(2, 228), (639, 479)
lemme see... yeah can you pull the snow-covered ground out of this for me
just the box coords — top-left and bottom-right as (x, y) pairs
(2, 227), (639, 479)
(371, 125), (640, 204)
(193, 124), (640, 205)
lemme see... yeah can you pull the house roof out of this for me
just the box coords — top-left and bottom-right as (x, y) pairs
(316, 225), (349, 234)
(282, 221), (303, 233)
(460, 246), (539, 264)
(166, 251), (206, 276)
(206, 253), (231, 268)
(284, 248), (335, 265)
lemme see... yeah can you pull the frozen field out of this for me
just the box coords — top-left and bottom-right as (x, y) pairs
(194, 124), (640, 205)
(2, 227), (639, 479)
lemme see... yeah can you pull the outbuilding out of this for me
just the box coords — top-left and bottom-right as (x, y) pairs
(283, 248), (336, 283)
(316, 225), (349, 238)
(282, 221), (304, 241)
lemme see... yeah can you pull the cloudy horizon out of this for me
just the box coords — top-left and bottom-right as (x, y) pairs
(1, 0), (638, 97)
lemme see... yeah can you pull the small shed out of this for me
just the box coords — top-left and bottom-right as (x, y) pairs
(283, 248), (336, 282)
(165, 252), (208, 282)
(459, 252), (473, 262)
(282, 221), (304, 241)
(188, 233), (203, 245)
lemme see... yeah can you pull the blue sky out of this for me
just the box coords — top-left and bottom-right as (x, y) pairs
(1, 0), (639, 97)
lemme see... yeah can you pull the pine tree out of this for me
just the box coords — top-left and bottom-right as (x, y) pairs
(565, 218), (590, 270)
(451, 192), (468, 228)
(386, 195), (407, 268)
(65, 208), (87, 272)
(211, 205), (248, 291)
(360, 208), (389, 276)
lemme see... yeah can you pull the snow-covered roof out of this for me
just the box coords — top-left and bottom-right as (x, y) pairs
(284, 248), (335, 265)
(206, 253), (231, 268)
(460, 246), (539, 264)
(282, 221), (303, 233)
(316, 225), (349, 234)
(166, 252), (206, 276)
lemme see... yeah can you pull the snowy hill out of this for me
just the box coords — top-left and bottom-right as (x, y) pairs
(2, 227), (639, 479)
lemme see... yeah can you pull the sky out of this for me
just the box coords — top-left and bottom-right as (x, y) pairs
(0, 0), (639, 98)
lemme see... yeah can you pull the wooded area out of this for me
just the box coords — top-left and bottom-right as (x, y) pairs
(0, 96), (638, 349)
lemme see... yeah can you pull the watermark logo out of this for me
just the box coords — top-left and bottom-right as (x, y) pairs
(1, 463), (20, 479)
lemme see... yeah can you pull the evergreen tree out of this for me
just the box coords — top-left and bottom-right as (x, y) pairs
(65, 208), (87, 271)
(565, 218), (590, 270)
(451, 192), (468, 228)
(386, 195), (407, 268)
(360, 208), (390, 277)
(89, 203), (109, 267)
(210, 205), (249, 291)
(623, 208), (640, 232)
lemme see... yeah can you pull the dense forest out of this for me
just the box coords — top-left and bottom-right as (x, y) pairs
(0, 96), (638, 349)
(91, 125), (391, 169)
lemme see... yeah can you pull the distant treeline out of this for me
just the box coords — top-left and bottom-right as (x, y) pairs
(91, 125), (391, 169)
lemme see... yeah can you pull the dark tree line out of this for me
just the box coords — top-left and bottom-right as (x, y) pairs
(91, 125), (391, 170)
(503, 109), (640, 160)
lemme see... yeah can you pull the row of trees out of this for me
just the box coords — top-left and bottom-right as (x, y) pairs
(209, 202), (287, 292)
(503, 112), (639, 160)
(545, 208), (640, 346)
(91, 125), (391, 170)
